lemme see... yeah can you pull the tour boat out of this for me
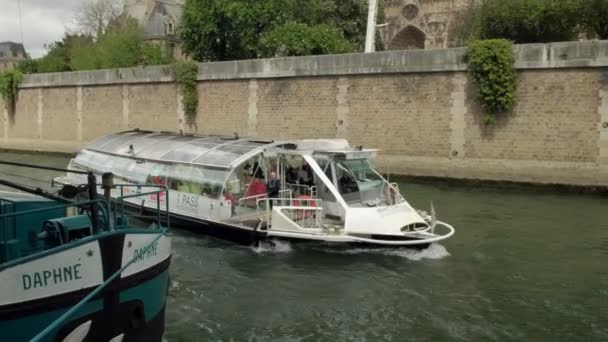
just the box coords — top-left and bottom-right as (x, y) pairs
(0, 162), (171, 342)
(56, 130), (454, 248)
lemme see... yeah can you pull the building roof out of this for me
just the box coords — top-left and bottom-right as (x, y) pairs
(0, 42), (26, 59)
(126, 0), (183, 39)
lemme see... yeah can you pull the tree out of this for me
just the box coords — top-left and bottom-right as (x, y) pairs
(74, 0), (123, 39)
(578, 0), (608, 39)
(71, 19), (173, 70)
(179, 0), (271, 61)
(37, 42), (70, 73)
(448, 0), (481, 47)
(262, 22), (353, 56)
(15, 59), (39, 74)
(477, 0), (579, 44)
(179, 0), (370, 61)
(36, 34), (95, 73)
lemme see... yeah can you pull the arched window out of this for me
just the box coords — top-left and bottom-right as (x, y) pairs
(388, 25), (426, 50)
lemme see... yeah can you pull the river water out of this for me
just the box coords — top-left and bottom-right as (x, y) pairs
(1, 151), (606, 341)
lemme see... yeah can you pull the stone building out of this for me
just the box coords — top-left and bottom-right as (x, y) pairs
(380, 0), (475, 50)
(0, 42), (27, 72)
(125, 0), (185, 60)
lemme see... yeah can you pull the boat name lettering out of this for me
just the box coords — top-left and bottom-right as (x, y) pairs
(177, 193), (199, 208)
(22, 264), (83, 290)
(133, 241), (159, 263)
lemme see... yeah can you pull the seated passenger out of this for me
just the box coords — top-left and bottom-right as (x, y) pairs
(340, 174), (358, 194)
(244, 178), (267, 207)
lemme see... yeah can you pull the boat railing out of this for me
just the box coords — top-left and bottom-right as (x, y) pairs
(111, 184), (170, 229)
(283, 183), (316, 198)
(30, 227), (169, 342)
(0, 185), (169, 263)
(0, 198), (17, 263)
(256, 197), (323, 229)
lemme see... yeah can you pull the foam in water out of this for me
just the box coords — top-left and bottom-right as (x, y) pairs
(333, 243), (450, 260)
(251, 240), (293, 254)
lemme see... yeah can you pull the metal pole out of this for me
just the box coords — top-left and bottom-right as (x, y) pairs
(365, 0), (378, 53)
(87, 172), (100, 233)
(101, 173), (114, 230)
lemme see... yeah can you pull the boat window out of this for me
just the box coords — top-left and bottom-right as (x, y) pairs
(159, 163), (226, 198)
(160, 140), (218, 163)
(86, 132), (124, 150)
(335, 159), (387, 205)
(147, 163), (168, 188)
(73, 150), (112, 173)
(314, 158), (334, 197)
(192, 143), (262, 167)
(112, 133), (169, 156)
(136, 136), (195, 160)
(94, 131), (150, 152)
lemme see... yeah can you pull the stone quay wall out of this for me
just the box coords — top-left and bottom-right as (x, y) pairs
(2, 40), (608, 187)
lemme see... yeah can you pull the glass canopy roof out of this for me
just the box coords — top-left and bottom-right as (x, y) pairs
(85, 131), (274, 168)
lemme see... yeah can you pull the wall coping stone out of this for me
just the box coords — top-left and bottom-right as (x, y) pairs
(20, 40), (608, 88)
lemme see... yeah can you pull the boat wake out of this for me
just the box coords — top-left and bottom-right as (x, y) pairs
(330, 243), (451, 261)
(251, 240), (293, 254)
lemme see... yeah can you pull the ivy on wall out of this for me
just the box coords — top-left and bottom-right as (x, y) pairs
(466, 39), (516, 124)
(172, 61), (199, 126)
(0, 69), (23, 121)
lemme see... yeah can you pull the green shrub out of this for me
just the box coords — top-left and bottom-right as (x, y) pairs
(466, 39), (516, 124)
(478, 0), (578, 44)
(172, 61), (199, 126)
(0, 69), (23, 120)
(262, 22), (353, 57)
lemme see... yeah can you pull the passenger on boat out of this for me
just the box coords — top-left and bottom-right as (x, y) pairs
(252, 161), (264, 179)
(242, 163), (252, 188)
(298, 164), (313, 187)
(286, 165), (298, 184)
(267, 171), (280, 208)
(339, 173), (358, 194)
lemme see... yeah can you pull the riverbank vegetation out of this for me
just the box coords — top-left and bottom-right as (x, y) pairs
(17, 19), (172, 74)
(172, 61), (199, 127)
(15, 0), (172, 74)
(0, 69), (23, 121)
(451, 0), (608, 45)
(179, 0), (380, 61)
(466, 39), (516, 125)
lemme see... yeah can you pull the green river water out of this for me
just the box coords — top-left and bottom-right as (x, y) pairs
(1, 151), (606, 341)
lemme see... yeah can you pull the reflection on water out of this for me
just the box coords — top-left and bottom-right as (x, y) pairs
(1, 151), (607, 341)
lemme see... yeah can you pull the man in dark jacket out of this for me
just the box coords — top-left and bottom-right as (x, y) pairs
(267, 171), (280, 208)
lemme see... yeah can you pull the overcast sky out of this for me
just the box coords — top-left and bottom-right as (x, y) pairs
(0, 0), (81, 58)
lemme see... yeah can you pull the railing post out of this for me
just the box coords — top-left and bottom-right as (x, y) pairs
(101, 173), (114, 230)
(156, 189), (161, 228)
(120, 186), (124, 227)
(87, 172), (100, 233)
(165, 189), (170, 229)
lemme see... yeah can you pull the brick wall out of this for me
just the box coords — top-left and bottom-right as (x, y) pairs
(464, 70), (601, 163)
(257, 78), (338, 140)
(129, 84), (178, 131)
(195, 80), (249, 136)
(347, 73), (453, 157)
(2, 41), (607, 186)
(12, 89), (39, 140)
(43, 88), (78, 141)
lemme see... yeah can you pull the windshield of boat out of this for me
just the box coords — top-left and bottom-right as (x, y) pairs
(335, 159), (388, 206)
